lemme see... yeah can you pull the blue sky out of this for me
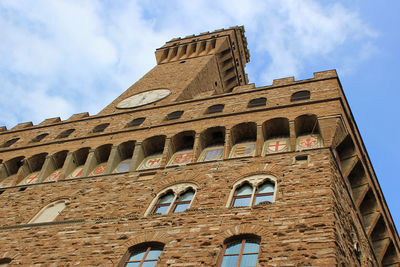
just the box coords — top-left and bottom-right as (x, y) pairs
(0, 1), (399, 229)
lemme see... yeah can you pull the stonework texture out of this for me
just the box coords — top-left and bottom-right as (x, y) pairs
(0, 26), (398, 266)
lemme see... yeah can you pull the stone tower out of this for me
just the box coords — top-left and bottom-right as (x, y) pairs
(0, 26), (399, 266)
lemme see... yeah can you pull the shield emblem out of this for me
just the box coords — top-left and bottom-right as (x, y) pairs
(68, 166), (84, 179)
(89, 162), (108, 176)
(0, 175), (17, 188)
(230, 142), (256, 158)
(113, 159), (131, 173)
(44, 169), (62, 182)
(168, 150), (193, 166)
(198, 146), (224, 162)
(296, 135), (322, 150)
(20, 171), (40, 185)
(138, 154), (162, 170)
(264, 138), (290, 154)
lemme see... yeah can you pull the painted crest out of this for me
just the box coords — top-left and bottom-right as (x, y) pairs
(296, 135), (322, 151)
(137, 154), (162, 170)
(167, 150), (193, 166)
(43, 169), (62, 182)
(19, 171), (40, 185)
(229, 142), (256, 158)
(113, 159), (131, 173)
(89, 162), (108, 176)
(264, 138), (290, 154)
(68, 166), (84, 179)
(198, 146), (224, 162)
(0, 175), (17, 188)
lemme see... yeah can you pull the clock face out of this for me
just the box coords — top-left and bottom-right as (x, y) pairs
(116, 89), (171, 109)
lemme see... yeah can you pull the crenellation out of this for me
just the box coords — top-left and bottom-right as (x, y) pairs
(68, 112), (90, 121)
(272, 76), (295, 86)
(10, 121), (33, 131)
(39, 117), (61, 125)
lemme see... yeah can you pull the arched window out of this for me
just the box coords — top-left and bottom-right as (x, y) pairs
(2, 137), (19, 148)
(28, 200), (67, 224)
(232, 183), (253, 207)
(91, 123), (109, 133)
(248, 97), (266, 108)
(31, 133), (49, 143)
(127, 117), (146, 127)
(291, 90), (310, 102)
(228, 175), (277, 208)
(166, 110), (184, 120)
(56, 129), (75, 139)
(206, 104), (224, 114)
(219, 236), (261, 267)
(147, 184), (196, 216)
(122, 242), (164, 267)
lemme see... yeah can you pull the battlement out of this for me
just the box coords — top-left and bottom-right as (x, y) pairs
(0, 70), (339, 134)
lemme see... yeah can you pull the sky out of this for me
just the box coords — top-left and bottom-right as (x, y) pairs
(0, 1), (399, 229)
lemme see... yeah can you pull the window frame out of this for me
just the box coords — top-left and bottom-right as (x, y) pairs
(2, 137), (20, 147)
(31, 133), (49, 143)
(122, 242), (164, 267)
(28, 199), (68, 224)
(206, 104), (224, 114)
(291, 90), (310, 102)
(227, 175), (277, 208)
(56, 129), (75, 139)
(166, 110), (184, 120)
(218, 236), (261, 267)
(127, 117), (146, 127)
(91, 123), (110, 133)
(247, 97), (266, 108)
(146, 184), (197, 216)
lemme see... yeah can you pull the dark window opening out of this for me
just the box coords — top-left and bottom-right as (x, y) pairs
(31, 133), (49, 143)
(56, 129), (75, 139)
(127, 117), (145, 127)
(295, 155), (308, 162)
(291, 90), (310, 102)
(91, 123), (109, 133)
(166, 111), (184, 120)
(19, 187), (27, 192)
(0, 258), (12, 264)
(206, 104), (224, 114)
(2, 137), (19, 147)
(248, 97), (266, 108)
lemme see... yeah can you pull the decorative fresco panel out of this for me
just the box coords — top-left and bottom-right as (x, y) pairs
(0, 175), (17, 188)
(68, 166), (84, 179)
(137, 154), (162, 170)
(43, 169), (62, 182)
(198, 146), (224, 162)
(167, 150), (193, 166)
(113, 159), (131, 173)
(296, 134), (322, 151)
(89, 162), (108, 176)
(263, 138), (290, 154)
(19, 171), (40, 185)
(229, 142), (256, 158)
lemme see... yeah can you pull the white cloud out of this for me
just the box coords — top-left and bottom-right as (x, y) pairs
(0, 0), (376, 128)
